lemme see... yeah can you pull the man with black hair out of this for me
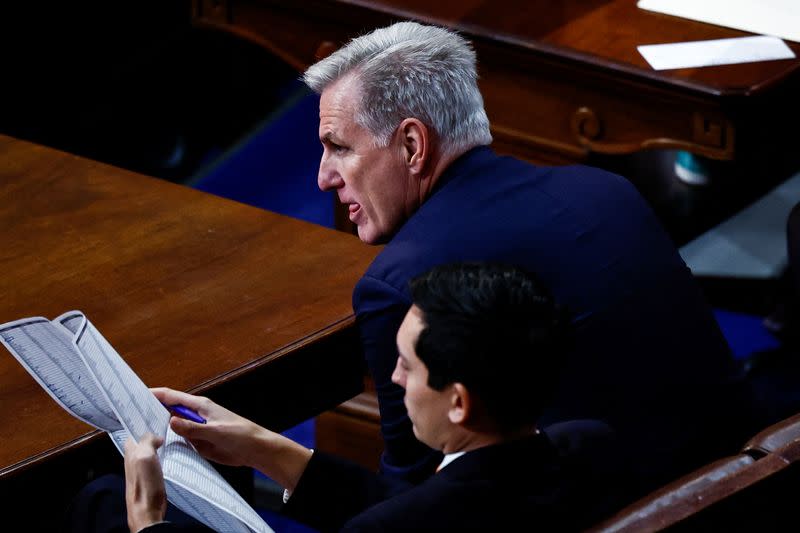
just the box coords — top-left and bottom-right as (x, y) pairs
(112, 263), (618, 532)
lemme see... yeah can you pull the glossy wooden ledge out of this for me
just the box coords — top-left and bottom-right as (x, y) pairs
(0, 134), (378, 479)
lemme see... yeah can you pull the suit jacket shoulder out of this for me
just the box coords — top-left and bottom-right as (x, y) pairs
(286, 434), (593, 532)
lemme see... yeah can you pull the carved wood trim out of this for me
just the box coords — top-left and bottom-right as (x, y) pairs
(568, 106), (735, 159)
(491, 124), (588, 160)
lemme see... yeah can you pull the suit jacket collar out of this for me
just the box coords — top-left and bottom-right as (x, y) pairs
(429, 145), (496, 198)
(436, 432), (559, 482)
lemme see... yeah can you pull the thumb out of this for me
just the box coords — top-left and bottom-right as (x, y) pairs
(140, 433), (164, 450)
(170, 416), (204, 439)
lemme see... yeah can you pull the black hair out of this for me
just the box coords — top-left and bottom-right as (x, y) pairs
(409, 263), (570, 431)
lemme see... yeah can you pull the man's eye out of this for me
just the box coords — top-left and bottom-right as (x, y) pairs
(332, 143), (347, 154)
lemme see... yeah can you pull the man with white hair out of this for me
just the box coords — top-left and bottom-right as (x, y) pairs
(303, 21), (757, 494)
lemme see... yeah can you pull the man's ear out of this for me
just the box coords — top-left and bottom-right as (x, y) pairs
(448, 383), (471, 425)
(398, 118), (428, 175)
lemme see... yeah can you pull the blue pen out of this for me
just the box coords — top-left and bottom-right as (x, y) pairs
(163, 403), (206, 424)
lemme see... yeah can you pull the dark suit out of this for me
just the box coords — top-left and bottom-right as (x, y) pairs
(69, 421), (622, 533)
(354, 146), (757, 493)
(283, 432), (606, 532)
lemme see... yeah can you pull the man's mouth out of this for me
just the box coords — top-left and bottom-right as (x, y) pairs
(348, 202), (362, 222)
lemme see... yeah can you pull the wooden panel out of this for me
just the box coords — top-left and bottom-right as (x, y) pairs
(316, 394), (382, 472)
(589, 439), (800, 531)
(0, 133), (378, 480)
(191, 0), (800, 166)
(474, 36), (735, 161)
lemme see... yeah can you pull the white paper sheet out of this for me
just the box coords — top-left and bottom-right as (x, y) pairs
(1, 311), (273, 533)
(637, 35), (795, 70)
(638, 0), (800, 44)
(0, 317), (122, 431)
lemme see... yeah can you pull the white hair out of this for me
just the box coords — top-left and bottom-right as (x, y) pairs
(303, 21), (492, 157)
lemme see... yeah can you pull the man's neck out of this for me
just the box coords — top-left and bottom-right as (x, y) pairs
(418, 146), (470, 204)
(441, 426), (535, 455)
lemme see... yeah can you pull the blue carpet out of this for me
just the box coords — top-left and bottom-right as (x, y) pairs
(189, 82), (334, 229)
(713, 309), (780, 361)
(714, 308), (800, 426)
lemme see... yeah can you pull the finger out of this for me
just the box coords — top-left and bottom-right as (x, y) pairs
(191, 440), (213, 456)
(152, 388), (208, 413)
(169, 415), (206, 439)
(139, 432), (164, 451)
(151, 387), (186, 404)
(123, 437), (136, 455)
(123, 439), (138, 480)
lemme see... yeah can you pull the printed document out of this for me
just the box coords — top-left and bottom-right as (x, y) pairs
(0, 311), (273, 533)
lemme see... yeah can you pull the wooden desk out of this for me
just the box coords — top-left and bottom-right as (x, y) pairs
(191, 0), (800, 166)
(0, 134), (376, 524)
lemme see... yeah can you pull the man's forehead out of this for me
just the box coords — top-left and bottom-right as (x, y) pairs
(401, 305), (426, 339)
(319, 74), (361, 116)
(397, 305), (423, 341)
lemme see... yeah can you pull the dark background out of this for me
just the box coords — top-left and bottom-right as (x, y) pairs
(1, 2), (298, 184)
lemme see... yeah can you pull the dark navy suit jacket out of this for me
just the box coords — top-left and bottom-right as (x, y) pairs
(131, 433), (614, 533)
(353, 146), (756, 494)
(83, 423), (622, 533)
(283, 433), (605, 532)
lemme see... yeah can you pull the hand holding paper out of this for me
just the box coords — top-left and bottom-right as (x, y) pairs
(0, 311), (273, 533)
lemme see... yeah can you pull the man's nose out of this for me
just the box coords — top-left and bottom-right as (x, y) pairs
(317, 164), (343, 192)
(391, 360), (404, 387)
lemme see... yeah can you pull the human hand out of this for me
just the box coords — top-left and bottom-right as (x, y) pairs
(152, 387), (264, 468)
(124, 433), (167, 533)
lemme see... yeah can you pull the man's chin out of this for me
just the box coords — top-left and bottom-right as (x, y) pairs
(357, 225), (389, 245)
